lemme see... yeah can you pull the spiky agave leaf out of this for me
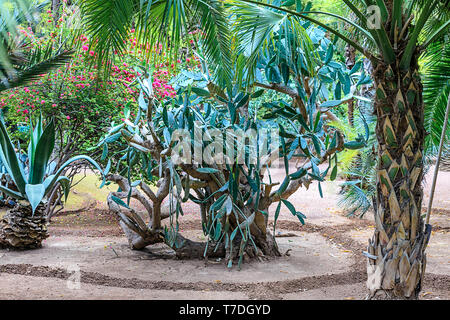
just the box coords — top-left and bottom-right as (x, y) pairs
(42, 155), (105, 197)
(0, 118), (27, 194)
(28, 116), (55, 185)
(230, 0), (319, 86)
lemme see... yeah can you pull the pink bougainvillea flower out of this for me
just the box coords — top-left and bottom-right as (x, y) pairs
(82, 45), (89, 51)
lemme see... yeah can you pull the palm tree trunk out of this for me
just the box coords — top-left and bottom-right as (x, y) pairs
(0, 203), (49, 249)
(367, 55), (431, 299)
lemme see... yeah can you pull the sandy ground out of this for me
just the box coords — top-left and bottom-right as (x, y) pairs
(0, 165), (448, 300)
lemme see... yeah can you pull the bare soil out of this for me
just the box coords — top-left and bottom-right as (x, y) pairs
(0, 165), (448, 300)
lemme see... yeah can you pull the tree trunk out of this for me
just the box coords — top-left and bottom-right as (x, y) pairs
(112, 197), (280, 261)
(367, 55), (431, 299)
(0, 203), (49, 249)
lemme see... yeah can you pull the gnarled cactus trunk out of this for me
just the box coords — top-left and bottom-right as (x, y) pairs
(367, 54), (431, 299)
(106, 172), (281, 261)
(0, 203), (49, 249)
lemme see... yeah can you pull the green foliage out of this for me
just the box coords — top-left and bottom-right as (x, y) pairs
(336, 108), (377, 218)
(94, 16), (368, 265)
(0, 0), (72, 92)
(338, 148), (376, 218)
(234, 0), (449, 219)
(237, 0), (450, 69)
(97, 70), (350, 267)
(80, 0), (233, 87)
(423, 38), (450, 152)
(0, 1), (181, 161)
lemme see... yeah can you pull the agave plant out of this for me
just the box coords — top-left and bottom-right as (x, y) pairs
(0, 115), (104, 249)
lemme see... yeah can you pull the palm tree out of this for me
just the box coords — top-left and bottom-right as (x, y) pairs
(79, 0), (233, 87)
(0, 0), (73, 92)
(234, 0), (449, 299)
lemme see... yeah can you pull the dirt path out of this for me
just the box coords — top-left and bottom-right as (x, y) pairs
(0, 166), (448, 300)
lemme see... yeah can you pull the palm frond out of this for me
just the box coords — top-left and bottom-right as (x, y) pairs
(419, 0), (450, 47)
(0, 0), (48, 77)
(190, 0), (233, 87)
(423, 38), (450, 151)
(338, 145), (377, 218)
(231, 1), (287, 85)
(81, 0), (233, 86)
(0, 46), (73, 92)
(80, 0), (136, 73)
(230, 1), (316, 86)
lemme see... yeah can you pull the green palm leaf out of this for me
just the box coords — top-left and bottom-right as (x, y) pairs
(0, 0), (66, 91)
(81, 0), (233, 86)
(0, 48), (73, 92)
(423, 39), (450, 151)
(231, 1), (316, 85)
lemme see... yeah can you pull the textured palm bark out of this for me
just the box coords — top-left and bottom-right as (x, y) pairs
(0, 204), (49, 249)
(367, 53), (431, 299)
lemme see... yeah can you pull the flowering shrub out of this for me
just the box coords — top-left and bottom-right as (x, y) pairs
(0, 2), (204, 215)
(0, 2), (194, 154)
